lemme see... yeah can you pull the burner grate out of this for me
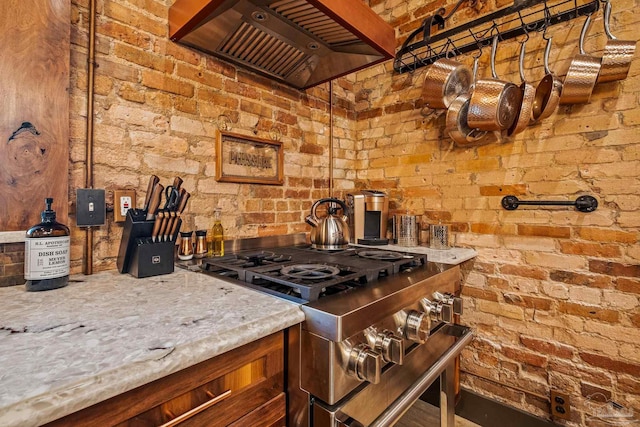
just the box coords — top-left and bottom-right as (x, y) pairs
(246, 262), (367, 301)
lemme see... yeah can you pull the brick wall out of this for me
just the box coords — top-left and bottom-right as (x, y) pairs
(356, 0), (639, 425)
(0, 243), (24, 287)
(65, 0), (357, 272)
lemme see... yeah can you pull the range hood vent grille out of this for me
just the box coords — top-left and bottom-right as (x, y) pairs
(220, 22), (309, 79)
(269, 0), (358, 46)
(169, 0), (395, 89)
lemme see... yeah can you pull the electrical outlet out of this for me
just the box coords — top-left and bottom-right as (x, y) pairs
(77, 189), (106, 227)
(114, 190), (136, 222)
(551, 390), (571, 420)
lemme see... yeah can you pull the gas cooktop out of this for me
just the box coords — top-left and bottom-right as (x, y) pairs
(188, 245), (427, 303)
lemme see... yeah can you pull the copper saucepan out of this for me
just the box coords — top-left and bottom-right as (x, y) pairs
(597, 0), (636, 83)
(423, 57), (473, 109)
(468, 35), (522, 131)
(447, 55), (489, 145)
(532, 35), (562, 122)
(508, 39), (536, 136)
(559, 14), (601, 105)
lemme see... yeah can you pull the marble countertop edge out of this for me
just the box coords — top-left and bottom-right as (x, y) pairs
(4, 307), (303, 427)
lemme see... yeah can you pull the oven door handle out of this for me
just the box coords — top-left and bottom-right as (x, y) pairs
(368, 325), (473, 427)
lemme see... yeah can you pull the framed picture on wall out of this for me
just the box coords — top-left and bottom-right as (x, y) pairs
(215, 131), (284, 185)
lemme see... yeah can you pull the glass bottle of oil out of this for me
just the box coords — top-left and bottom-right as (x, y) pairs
(209, 208), (224, 257)
(24, 198), (70, 291)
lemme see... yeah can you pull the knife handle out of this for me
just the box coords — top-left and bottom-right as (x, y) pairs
(146, 183), (164, 220)
(151, 212), (164, 242)
(168, 213), (181, 241)
(177, 191), (190, 214)
(172, 176), (183, 190)
(163, 212), (176, 241)
(158, 212), (171, 242)
(143, 175), (160, 211)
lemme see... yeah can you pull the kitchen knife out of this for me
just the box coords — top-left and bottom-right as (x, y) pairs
(172, 176), (183, 191)
(158, 212), (170, 242)
(163, 212), (176, 242)
(146, 183), (163, 221)
(164, 188), (186, 240)
(151, 211), (164, 242)
(143, 175), (159, 211)
(169, 191), (190, 241)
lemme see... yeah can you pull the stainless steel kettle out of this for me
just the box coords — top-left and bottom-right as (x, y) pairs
(305, 198), (351, 250)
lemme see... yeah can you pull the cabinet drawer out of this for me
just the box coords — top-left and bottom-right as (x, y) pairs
(46, 332), (284, 427)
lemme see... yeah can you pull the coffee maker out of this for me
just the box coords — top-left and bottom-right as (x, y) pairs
(346, 190), (389, 245)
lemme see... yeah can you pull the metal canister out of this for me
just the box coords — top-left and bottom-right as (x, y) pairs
(394, 215), (419, 247)
(429, 224), (450, 250)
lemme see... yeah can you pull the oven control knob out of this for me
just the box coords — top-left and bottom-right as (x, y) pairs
(347, 344), (382, 384)
(431, 292), (463, 321)
(404, 310), (431, 343)
(374, 331), (405, 365)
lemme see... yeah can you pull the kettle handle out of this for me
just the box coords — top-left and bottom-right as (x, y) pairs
(311, 198), (350, 220)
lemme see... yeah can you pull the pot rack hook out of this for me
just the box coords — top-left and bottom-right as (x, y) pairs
(517, 10), (530, 42)
(541, 0), (553, 40)
(469, 28), (484, 59)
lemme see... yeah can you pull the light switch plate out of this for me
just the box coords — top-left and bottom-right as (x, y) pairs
(77, 189), (106, 227)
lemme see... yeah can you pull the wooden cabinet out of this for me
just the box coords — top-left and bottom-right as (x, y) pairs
(0, 0), (70, 230)
(45, 332), (285, 427)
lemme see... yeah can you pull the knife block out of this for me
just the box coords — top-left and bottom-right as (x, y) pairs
(117, 210), (181, 278)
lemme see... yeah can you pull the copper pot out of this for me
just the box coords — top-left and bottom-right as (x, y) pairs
(532, 35), (562, 122)
(423, 58), (473, 110)
(468, 35), (522, 131)
(446, 56), (493, 146)
(597, 0), (636, 83)
(507, 39), (536, 136)
(559, 14), (601, 105)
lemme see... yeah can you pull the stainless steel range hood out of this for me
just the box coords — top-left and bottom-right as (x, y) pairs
(169, 0), (395, 89)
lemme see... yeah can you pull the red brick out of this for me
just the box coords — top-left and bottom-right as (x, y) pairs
(252, 187), (284, 198)
(141, 71), (194, 97)
(471, 223), (517, 235)
(517, 225), (571, 238)
(463, 286), (499, 301)
(617, 278), (640, 294)
(479, 184), (528, 196)
(224, 80), (260, 99)
(520, 336), (574, 359)
(113, 43), (173, 73)
(300, 143), (324, 155)
(589, 260), (640, 278)
(579, 352), (640, 376)
(581, 383), (611, 401)
(357, 108), (383, 120)
(557, 302), (619, 323)
(559, 241), (621, 258)
(275, 111), (297, 126)
(549, 270), (613, 289)
(576, 227), (638, 243)
(241, 212), (275, 225)
(502, 346), (548, 368)
(99, 20), (150, 49)
(240, 99), (272, 117)
(499, 264), (547, 280)
(631, 313), (640, 328)
(503, 294), (553, 310)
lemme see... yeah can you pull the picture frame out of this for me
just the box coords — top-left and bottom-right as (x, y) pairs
(215, 131), (284, 185)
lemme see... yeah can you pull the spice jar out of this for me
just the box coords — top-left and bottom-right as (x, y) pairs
(178, 231), (194, 260)
(194, 230), (207, 258)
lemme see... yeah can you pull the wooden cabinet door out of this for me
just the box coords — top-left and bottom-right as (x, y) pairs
(0, 0), (70, 230)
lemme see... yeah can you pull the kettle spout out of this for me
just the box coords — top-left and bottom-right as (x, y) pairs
(305, 214), (318, 227)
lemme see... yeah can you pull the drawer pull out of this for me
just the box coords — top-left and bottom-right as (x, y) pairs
(159, 390), (232, 427)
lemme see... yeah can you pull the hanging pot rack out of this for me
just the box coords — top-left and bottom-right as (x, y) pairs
(394, 0), (601, 73)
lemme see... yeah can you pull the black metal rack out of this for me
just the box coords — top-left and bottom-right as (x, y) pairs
(394, 0), (601, 73)
(501, 195), (598, 212)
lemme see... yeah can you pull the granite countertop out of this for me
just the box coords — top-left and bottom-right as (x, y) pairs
(0, 269), (305, 427)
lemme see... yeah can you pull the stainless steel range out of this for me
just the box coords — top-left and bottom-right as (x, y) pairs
(181, 234), (472, 427)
